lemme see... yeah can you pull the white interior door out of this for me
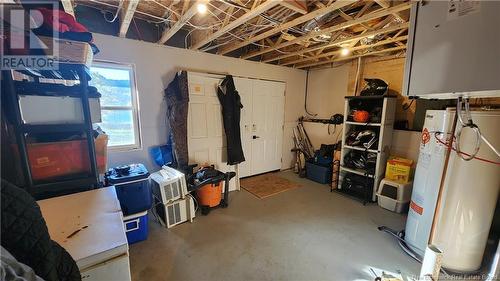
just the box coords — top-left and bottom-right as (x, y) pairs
(187, 73), (237, 191)
(233, 77), (253, 178)
(250, 80), (285, 175)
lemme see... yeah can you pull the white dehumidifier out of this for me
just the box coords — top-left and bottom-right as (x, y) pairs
(405, 109), (500, 272)
(154, 195), (195, 228)
(150, 166), (188, 204)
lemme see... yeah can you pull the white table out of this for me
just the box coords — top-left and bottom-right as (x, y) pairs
(38, 187), (131, 281)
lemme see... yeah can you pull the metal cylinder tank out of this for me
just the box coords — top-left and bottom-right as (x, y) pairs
(405, 109), (500, 272)
(431, 110), (500, 272)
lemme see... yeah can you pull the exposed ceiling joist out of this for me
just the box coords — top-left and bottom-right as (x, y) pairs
(242, 2), (411, 60)
(282, 35), (408, 66)
(298, 45), (406, 69)
(356, 1), (374, 18)
(182, 0), (192, 14)
(279, 0), (308, 15)
(158, 1), (201, 44)
(263, 21), (409, 63)
(61, 0), (75, 17)
(79, 0), (412, 68)
(119, 0), (139, 38)
(374, 0), (407, 22)
(218, 0), (357, 55)
(190, 0), (280, 50)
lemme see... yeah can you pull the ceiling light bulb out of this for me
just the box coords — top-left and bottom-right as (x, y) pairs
(340, 48), (350, 56)
(197, 3), (207, 14)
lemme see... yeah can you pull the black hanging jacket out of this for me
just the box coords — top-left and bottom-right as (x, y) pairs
(217, 75), (245, 165)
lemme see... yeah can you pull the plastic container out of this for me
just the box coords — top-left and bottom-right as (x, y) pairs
(19, 95), (101, 124)
(94, 134), (108, 174)
(314, 151), (333, 166)
(376, 178), (413, 213)
(306, 161), (332, 184)
(195, 182), (223, 207)
(27, 140), (91, 180)
(107, 164), (152, 216)
(123, 211), (148, 244)
(385, 157), (414, 184)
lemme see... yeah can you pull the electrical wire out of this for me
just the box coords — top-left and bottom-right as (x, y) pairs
(151, 0), (180, 18)
(456, 97), (500, 161)
(81, 1), (175, 24)
(378, 226), (452, 277)
(402, 99), (415, 111)
(219, 0), (305, 34)
(304, 70), (317, 117)
(102, 0), (124, 23)
(187, 193), (199, 213)
(133, 19), (143, 41)
(434, 132), (500, 165)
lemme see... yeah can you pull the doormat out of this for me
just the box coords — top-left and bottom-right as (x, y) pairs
(240, 173), (301, 199)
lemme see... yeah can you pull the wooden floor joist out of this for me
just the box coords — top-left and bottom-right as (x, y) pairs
(297, 45), (406, 69)
(119, 0), (139, 38)
(61, 0), (75, 17)
(158, 1), (201, 44)
(262, 22), (409, 63)
(217, 0), (357, 55)
(78, 0), (412, 68)
(282, 35), (408, 66)
(190, 0), (280, 50)
(241, 2), (411, 60)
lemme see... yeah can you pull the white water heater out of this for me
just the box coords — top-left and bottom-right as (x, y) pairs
(405, 109), (500, 272)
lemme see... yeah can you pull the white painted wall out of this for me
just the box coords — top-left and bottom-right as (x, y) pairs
(390, 130), (421, 162)
(92, 34), (306, 171)
(302, 65), (350, 149)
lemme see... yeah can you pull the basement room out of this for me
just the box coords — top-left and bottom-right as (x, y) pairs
(1, 1), (499, 281)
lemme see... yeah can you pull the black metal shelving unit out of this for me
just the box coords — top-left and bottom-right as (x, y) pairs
(2, 64), (99, 199)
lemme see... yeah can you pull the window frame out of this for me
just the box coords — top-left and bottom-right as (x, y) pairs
(91, 61), (142, 151)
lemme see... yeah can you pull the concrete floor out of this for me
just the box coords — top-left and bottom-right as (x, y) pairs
(129, 171), (421, 281)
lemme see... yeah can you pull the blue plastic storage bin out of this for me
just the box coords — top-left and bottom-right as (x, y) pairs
(306, 161), (332, 184)
(123, 211), (148, 244)
(314, 151), (333, 166)
(107, 163), (152, 216)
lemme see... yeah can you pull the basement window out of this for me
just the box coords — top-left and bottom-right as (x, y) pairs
(89, 62), (141, 150)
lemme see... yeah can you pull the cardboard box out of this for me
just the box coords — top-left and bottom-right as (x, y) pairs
(385, 157), (413, 184)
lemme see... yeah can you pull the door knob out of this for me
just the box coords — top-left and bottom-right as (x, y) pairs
(252, 135), (260, 139)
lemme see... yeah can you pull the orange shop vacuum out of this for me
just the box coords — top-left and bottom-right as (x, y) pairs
(187, 165), (236, 215)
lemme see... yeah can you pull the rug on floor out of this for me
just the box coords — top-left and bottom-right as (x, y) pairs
(240, 173), (301, 199)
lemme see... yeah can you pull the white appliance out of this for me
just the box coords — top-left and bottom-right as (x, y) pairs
(403, 1), (500, 99)
(154, 196), (195, 229)
(150, 166), (188, 204)
(405, 109), (500, 272)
